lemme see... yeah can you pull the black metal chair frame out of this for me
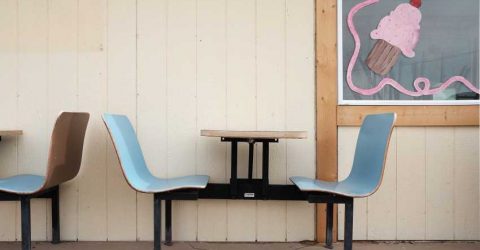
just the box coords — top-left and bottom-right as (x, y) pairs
(308, 193), (354, 250)
(156, 190), (354, 250)
(155, 137), (355, 250)
(0, 136), (354, 250)
(0, 186), (60, 250)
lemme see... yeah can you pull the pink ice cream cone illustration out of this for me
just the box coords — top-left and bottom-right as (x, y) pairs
(366, 0), (422, 76)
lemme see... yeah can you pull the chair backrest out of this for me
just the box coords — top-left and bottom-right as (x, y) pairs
(345, 113), (396, 197)
(102, 113), (156, 192)
(42, 112), (90, 190)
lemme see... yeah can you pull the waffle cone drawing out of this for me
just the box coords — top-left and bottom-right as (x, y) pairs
(366, 1), (422, 76)
(366, 39), (401, 76)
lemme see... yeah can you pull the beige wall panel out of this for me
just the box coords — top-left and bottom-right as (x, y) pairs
(256, 0), (287, 185)
(225, 0), (257, 241)
(285, 0), (315, 242)
(167, 0), (198, 241)
(396, 127), (426, 240)
(257, 200), (287, 241)
(367, 129), (397, 240)
(17, 0), (49, 241)
(426, 127), (455, 240)
(105, 0), (138, 241)
(198, 200), (228, 241)
(227, 200), (257, 241)
(136, 0), (168, 241)
(196, 0), (228, 242)
(286, 202), (314, 241)
(0, 0), (19, 241)
(338, 127), (367, 240)
(0, 0), (324, 241)
(454, 127), (479, 240)
(256, 0), (287, 241)
(47, 0), (79, 240)
(77, 0), (108, 241)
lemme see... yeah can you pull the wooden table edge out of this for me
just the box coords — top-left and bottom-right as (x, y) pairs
(0, 130), (23, 136)
(200, 130), (308, 139)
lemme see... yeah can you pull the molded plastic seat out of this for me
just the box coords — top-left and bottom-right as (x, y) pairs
(0, 112), (90, 250)
(290, 113), (396, 198)
(129, 175), (209, 193)
(102, 113), (209, 193)
(0, 175), (45, 194)
(0, 112), (90, 195)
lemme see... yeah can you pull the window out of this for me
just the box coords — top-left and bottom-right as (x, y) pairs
(338, 0), (479, 105)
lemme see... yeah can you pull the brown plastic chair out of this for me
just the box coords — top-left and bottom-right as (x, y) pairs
(0, 112), (90, 250)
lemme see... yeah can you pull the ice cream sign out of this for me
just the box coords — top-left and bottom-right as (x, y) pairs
(344, 0), (480, 98)
(366, 1), (421, 75)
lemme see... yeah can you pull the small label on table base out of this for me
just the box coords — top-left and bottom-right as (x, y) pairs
(244, 193), (255, 198)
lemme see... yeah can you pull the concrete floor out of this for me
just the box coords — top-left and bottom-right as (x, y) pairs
(0, 241), (479, 250)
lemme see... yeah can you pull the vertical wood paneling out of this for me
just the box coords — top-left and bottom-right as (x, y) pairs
(256, 0), (287, 242)
(136, 0), (168, 241)
(367, 129), (397, 240)
(285, 0), (315, 242)
(196, 0), (228, 242)
(397, 127), (426, 240)
(0, 0), (18, 241)
(338, 127), (367, 240)
(106, 0), (137, 241)
(426, 128), (455, 240)
(225, 0), (257, 242)
(257, 200), (286, 241)
(4, 0), (478, 243)
(198, 201), (227, 241)
(77, 0), (108, 240)
(337, 126), (479, 242)
(196, 0), (227, 183)
(454, 127), (479, 240)
(167, 0), (198, 241)
(17, 0), (49, 241)
(47, 0), (78, 240)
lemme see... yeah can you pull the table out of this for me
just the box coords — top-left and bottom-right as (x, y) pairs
(200, 130), (308, 199)
(160, 130), (311, 245)
(0, 130), (23, 141)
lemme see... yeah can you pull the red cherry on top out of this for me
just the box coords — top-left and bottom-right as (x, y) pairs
(410, 0), (421, 8)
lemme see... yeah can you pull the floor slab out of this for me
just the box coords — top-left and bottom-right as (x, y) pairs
(0, 241), (478, 250)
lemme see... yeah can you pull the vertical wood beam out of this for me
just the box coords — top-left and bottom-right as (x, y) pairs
(315, 0), (338, 243)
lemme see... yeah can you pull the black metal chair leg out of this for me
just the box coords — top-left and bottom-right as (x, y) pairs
(51, 186), (60, 244)
(344, 199), (354, 250)
(325, 203), (334, 249)
(20, 196), (31, 250)
(230, 141), (238, 196)
(261, 142), (269, 195)
(165, 200), (172, 246)
(154, 193), (161, 250)
(247, 141), (254, 179)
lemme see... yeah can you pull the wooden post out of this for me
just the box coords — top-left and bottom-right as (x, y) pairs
(314, 0), (479, 244)
(315, 0), (338, 243)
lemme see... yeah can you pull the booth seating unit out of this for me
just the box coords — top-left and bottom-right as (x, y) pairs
(102, 113), (209, 250)
(291, 113), (396, 250)
(0, 112), (90, 250)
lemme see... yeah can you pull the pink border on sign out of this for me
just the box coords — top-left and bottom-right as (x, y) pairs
(346, 0), (480, 97)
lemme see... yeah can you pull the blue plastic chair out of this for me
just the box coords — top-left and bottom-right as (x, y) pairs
(102, 113), (209, 250)
(290, 113), (396, 250)
(0, 112), (90, 250)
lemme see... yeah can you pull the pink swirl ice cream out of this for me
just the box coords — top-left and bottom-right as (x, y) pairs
(370, 3), (422, 58)
(365, 2), (422, 76)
